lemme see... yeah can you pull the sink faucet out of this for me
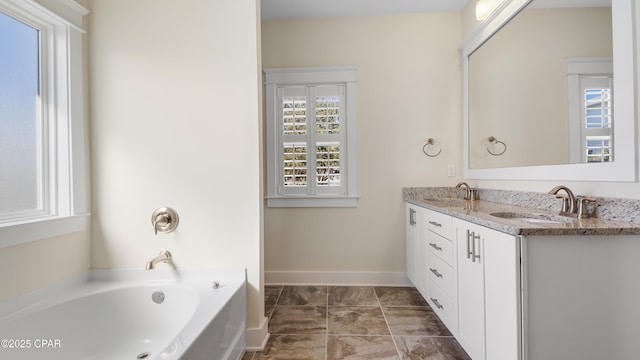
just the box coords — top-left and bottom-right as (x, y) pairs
(548, 185), (576, 216)
(145, 250), (173, 270)
(456, 182), (478, 201)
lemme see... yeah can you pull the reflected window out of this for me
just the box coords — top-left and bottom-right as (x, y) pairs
(567, 58), (613, 164)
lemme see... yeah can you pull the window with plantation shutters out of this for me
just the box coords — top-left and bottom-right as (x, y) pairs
(265, 67), (358, 207)
(567, 58), (613, 164)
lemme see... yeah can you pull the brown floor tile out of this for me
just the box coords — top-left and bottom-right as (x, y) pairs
(257, 286), (467, 360)
(382, 307), (451, 336)
(265, 304), (275, 319)
(269, 305), (327, 334)
(374, 287), (429, 307)
(242, 351), (255, 360)
(327, 335), (399, 360)
(254, 334), (325, 360)
(278, 286), (327, 305)
(329, 286), (378, 305)
(394, 336), (471, 360)
(328, 306), (390, 335)
(265, 285), (283, 306)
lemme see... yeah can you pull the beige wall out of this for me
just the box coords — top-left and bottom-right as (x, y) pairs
(0, 231), (90, 302)
(87, 0), (264, 333)
(262, 13), (462, 277)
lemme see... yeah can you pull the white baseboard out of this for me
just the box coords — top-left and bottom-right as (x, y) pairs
(265, 271), (412, 286)
(245, 316), (269, 351)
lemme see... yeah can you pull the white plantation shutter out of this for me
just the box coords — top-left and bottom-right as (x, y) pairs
(276, 85), (346, 196)
(265, 67), (358, 207)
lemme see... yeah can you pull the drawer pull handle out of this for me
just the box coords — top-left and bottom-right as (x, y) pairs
(429, 268), (443, 278)
(429, 243), (442, 251)
(430, 297), (444, 310)
(428, 221), (442, 227)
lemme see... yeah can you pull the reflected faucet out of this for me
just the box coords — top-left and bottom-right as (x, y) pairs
(548, 185), (576, 216)
(145, 250), (173, 270)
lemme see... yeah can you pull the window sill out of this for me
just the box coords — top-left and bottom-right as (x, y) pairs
(266, 196), (359, 208)
(0, 214), (90, 248)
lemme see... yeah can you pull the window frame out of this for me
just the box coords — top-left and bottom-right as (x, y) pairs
(0, 0), (88, 248)
(264, 67), (358, 208)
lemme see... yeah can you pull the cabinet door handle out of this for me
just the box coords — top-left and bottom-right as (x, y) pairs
(430, 297), (444, 310)
(428, 220), (442, 227)
(409, 208), (416, 226)
(466, 230), (472, 259)
(429, 268), (443, 278)
(429, 243), (442, 251)
(471, 232), (481, 263)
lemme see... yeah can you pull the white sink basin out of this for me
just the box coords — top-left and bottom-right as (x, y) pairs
(490, 212), (571, 224)
(422, 198), (468, 208)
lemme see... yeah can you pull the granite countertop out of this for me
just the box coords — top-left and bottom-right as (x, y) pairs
(403, 187), (640, 236)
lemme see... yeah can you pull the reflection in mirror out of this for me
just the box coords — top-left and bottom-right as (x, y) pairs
(468, 0), (612, 169)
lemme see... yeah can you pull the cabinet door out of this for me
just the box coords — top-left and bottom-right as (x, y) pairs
(405, 203), (418, 285)
(484, 230), (520, 360)
(415, 208), (430, 299)
(456, 221), (486, 360)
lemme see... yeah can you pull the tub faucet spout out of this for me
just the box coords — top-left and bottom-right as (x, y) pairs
(145, 250), (173, 270)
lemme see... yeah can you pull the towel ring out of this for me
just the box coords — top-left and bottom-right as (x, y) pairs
(487, 136), (507, 156)
(423, 138), (442, 158)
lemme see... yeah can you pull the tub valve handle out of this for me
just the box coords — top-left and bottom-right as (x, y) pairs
(151, 207), (179, 235)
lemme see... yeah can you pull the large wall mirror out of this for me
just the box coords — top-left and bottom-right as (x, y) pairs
(462, 0), (637, 181)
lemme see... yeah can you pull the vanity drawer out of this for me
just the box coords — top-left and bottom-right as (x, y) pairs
(427, 279), (457, 333)
(426, 231), (453, 265)
(426, 210), (453, 239)
(427, 251), (455, 297)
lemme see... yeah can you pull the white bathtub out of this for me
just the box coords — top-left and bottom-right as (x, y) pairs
(0, 268), (246, 360)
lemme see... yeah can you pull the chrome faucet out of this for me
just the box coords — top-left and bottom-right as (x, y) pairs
(145, 250), (173, 270)
(456, 181), (478, 201)
(548, 185), (576, 216)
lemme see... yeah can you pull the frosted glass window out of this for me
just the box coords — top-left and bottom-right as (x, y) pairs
(0, 12), (43, 217)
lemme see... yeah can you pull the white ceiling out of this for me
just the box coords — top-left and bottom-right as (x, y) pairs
(261, 0), (469, 20)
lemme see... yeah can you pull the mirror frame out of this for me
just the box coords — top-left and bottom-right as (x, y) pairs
(461, 0), (638, 181)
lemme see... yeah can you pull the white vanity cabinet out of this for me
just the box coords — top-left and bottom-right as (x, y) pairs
(405, 202), (521, 360)
(454, 218), (521, 360)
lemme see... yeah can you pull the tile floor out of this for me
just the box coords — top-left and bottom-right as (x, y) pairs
(242, 285), (471, 360)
